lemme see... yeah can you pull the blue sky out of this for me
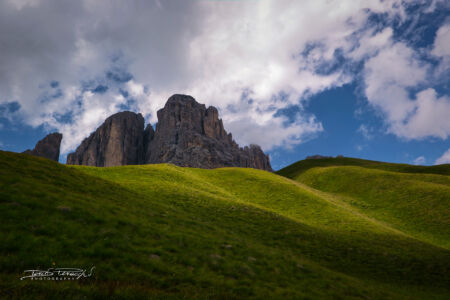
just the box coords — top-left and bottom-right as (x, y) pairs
(0, 0), (449, 170)
(270, 83), (450, 170)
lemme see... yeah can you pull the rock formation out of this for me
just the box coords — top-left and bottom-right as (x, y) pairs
(306, 155), (332, 160)
(305, 155), (344, 160)
(66, 111), (145, 167)
(147, 95), (272, 170)
(67, 94), (272, 171)
(143, 124), (155, 164)
(23, 132), (62, 162)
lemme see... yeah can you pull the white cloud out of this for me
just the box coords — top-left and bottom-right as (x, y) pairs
(432, 23), (450, 76)
(349, 27), (394, 61)
(413, 156), (426, 165)
(355, 144), (365, 151)
(0, 0), (446, 156)
(393, 89), (450, 140)
(362, 42), (426, 123)
(225, 110), (324, 150)
(357, 124), (374, 140)
(432, 23), (450, 57)
(435, 148), (450, 165)
(356, 31), (450, 140)
(6, 0), (41, 10)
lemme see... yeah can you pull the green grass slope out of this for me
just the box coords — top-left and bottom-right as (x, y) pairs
(1, 151), (449, 299)
(277, 157), (450, 249)
(277, 156), (450, 179)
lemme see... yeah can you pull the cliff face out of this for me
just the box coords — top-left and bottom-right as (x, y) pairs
(66, 111), (145, 167)
(23, 132), (62, 162)
(147, 94), (272, 171)
(67, 94), (272, 171)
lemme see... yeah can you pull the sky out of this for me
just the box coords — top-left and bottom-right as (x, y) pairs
(0, 0), (449, 170)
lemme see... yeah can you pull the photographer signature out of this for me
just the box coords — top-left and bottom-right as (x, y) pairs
(20, 267), (95, 280)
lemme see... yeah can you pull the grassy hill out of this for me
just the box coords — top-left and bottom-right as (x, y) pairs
(277, 157), (450, 249)
(277, 156), (450, 179)
(1, 151), (449, 299)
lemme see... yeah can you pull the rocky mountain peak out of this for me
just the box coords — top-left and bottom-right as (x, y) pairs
(155, 94), (206, 138)
(67, 94), (272, 171)
(67, 111), (145, 167)
(23, 132), (62, 162)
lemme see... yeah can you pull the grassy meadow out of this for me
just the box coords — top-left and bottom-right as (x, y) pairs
(0, 151), (449, 299)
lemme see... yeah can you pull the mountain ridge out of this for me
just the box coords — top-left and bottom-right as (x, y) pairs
(67, 94), (272, 171)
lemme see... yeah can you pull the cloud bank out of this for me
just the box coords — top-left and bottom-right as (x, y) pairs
(0, 0), (448, 156)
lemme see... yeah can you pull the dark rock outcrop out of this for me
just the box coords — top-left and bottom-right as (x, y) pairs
(23, 132), (62, 162)
(143, 124), (155, 164)
(67, 94), (272, 171)
(147, 94), (272, 171)
(67, 111), (145, 167)
(306, 155), (332, 160)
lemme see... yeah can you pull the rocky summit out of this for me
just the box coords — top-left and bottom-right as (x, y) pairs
(23, 132), (63, 162)
(147, 95), (272, 170)
(67, 94), (272, 171)
(66, 112), (145, 167)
